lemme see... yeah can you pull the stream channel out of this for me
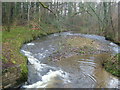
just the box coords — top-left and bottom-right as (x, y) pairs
(21, 31), (120, 88)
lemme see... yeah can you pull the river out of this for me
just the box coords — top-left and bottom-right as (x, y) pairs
(20, 32), (120, 88)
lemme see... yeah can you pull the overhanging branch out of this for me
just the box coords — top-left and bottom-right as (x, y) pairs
(40, 2), (56, 17)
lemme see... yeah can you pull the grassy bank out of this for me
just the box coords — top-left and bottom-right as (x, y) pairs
(2, 25), (59, 86)
(103, 53), (120, 78)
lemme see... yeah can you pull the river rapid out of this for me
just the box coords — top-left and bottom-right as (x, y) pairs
(21, 32), (120, 88)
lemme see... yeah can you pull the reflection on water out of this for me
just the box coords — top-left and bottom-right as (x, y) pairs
(21, 32), (119, 88)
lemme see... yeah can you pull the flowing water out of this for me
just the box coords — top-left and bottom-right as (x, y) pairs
(21, 32), (120, 88)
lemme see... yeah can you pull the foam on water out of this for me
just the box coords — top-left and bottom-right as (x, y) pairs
(107, 77), (119, 88)
(21, 50), (71, 88)
(27, 43), (35, 46)
(22, 70), (70, 88)
(109, 42), (120, 53)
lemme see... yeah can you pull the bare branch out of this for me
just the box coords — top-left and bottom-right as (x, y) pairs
(40, 2), (56, 17)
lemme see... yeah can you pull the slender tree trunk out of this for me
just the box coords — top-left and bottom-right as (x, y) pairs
(28, 2), (31, 27)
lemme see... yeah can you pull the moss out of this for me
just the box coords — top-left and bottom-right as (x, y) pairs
(19, 56), (28, 83)
(103, 53), (120, 78)
(79, 50), (85, 54)
(16, 63), (28, 84)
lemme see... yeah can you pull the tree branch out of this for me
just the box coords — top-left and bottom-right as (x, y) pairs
(40, 2), (56, 17)
(88, 4), (103, 23)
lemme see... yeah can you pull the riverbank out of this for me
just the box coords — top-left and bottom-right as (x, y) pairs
(103, 53), (120, 78)
(2, 25), (59, 88)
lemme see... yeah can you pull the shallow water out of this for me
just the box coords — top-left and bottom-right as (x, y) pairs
(21, 32), (119, 88)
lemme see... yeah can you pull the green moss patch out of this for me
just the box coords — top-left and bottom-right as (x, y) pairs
(103, 53), (120, 78)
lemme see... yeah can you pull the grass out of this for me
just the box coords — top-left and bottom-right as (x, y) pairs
(2, 25), (58, 84)
(103, 53), (120, 78)
(0, 31), (2, 43)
